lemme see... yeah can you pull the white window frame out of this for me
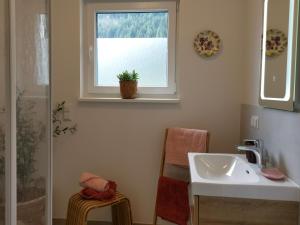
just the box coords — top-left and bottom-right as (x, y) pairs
(81, 0), (177, 99)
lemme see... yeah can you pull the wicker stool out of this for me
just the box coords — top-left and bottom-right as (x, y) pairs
(66, 192), (133, 225)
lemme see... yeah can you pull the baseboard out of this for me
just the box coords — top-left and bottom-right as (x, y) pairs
(53, 218), (151, 225)
(53, 219), (110, 225)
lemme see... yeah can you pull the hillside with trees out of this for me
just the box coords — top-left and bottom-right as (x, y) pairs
(97, 12), (168, 38)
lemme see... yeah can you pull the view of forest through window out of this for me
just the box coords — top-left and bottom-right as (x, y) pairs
(97, 12), (168, 38)
(96, 12), (169, 87)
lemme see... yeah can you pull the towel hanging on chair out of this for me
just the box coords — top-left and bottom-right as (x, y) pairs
(165, 128), (208, 167)
(155, 176), (190, 225)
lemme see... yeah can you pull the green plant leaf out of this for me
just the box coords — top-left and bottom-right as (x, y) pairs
(117, 70), (139, 81)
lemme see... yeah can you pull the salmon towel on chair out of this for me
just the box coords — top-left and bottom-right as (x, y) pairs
(165, 128), (208, 167)
(155, 176), (190, 225)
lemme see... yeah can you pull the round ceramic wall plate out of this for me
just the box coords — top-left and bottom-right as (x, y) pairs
(193, 30), (221, 57)
(266, 29), (287, 57)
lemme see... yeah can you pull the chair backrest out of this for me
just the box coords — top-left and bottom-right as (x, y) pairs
(153, 128), (209, 225)
(159, 128), (209, 177)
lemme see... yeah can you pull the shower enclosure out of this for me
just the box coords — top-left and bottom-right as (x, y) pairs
(0, 0), (52, 224)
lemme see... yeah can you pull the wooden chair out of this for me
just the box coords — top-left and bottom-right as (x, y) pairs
(66, 191), (133, 225)
(153, 128), (210, 225)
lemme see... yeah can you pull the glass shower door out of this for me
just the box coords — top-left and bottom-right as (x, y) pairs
(0, 0), (9, 224)
(9, 0), (52, 224)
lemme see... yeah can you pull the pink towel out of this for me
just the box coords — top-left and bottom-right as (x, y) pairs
(79, 172), (109, 192)
(80, 181), (117, 200)
(165, 128), (208, 166)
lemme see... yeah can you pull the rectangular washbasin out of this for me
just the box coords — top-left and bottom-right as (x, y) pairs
(194, 154), (259, 183)
(188, 153), (300, 202)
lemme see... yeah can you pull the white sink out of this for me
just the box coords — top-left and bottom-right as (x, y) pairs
(188, 153), (300, 202)
(194, 154), (259, 183)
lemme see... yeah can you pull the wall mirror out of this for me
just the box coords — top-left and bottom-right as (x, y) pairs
(259, 0), (300, 111)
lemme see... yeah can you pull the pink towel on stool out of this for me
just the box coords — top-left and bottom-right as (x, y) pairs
(165, 128), (208, 166)
(80, 181), (117, 200)
(79, 172), (109, 192)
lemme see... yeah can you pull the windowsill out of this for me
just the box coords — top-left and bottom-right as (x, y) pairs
(78, 96), (180, 103)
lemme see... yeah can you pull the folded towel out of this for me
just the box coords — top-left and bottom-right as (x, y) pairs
(155, 176), (190, 225)
(79, 172), (109, 192)
(80, 181), (117, 200)
(165, 128), (208, 166)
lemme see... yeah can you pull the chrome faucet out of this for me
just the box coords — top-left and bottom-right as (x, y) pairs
(236, 139), (263, 168)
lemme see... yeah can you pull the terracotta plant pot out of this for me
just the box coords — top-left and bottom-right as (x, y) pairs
(119, 81), (137, 99)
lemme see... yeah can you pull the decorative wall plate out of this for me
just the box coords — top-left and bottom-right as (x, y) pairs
(193, 30), (221, 57)
(266, 29), (287, 57)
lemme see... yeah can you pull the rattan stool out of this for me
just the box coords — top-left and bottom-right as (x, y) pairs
(66, 192), (133, 225)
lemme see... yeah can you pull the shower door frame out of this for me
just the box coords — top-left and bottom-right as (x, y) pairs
(6, 0), (53, 224)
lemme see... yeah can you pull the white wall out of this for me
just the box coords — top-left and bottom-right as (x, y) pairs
(243, 0), (263, 106)
(51, 0), (247, 223)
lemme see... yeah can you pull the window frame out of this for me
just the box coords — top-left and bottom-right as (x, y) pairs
(82, 0), (177, 98)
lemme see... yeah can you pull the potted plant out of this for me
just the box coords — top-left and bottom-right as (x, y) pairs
(117, 70), (139, 99)
(0, 95), (78, 225)
(0, 90), (46, 225)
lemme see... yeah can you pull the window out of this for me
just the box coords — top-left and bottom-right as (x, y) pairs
(81, 1), (177, 99)
(36, 14), (49, 86)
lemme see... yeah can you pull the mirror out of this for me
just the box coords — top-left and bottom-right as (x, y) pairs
(259, 0), (299, 111)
